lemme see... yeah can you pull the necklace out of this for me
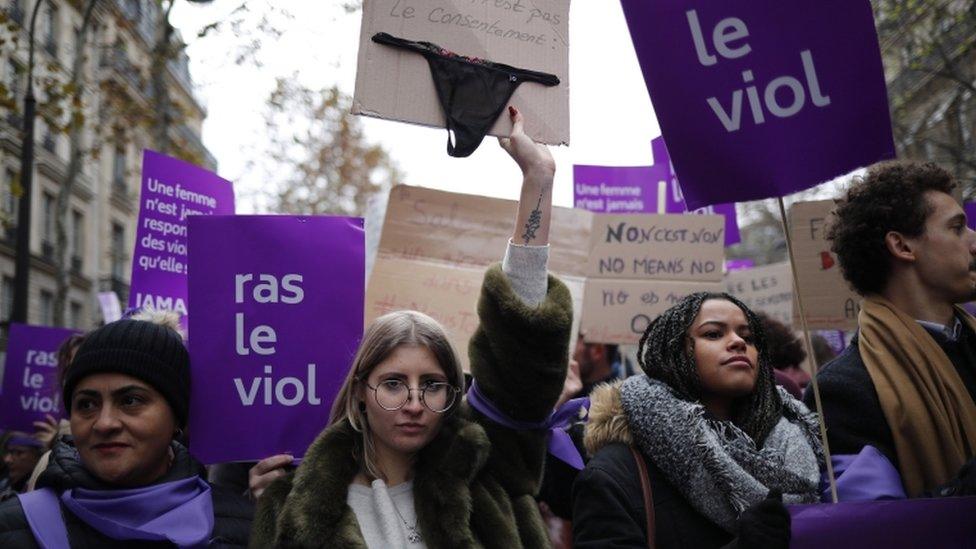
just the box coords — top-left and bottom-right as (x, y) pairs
(389, 496), (422, 544)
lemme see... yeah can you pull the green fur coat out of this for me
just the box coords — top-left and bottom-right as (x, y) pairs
(250, 264), (573, 548)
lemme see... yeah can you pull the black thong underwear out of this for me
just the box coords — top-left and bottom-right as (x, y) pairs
(372, 32), (560, 158)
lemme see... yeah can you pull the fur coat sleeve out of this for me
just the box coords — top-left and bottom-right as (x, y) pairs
(463, 263), (573, 497)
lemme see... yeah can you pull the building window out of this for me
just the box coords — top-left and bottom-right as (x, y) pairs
(71, 209), (84, 272)
(1, 276), (13, 322)
(4, 60), (21, 124)
(39, 289), (53, 325)
(113, 145), (126, 191)
(69, 300), (83, 329)
(111, 222), (125, 279)
(41, 191), (55, 258)
(2, 168), (18, 233)
(43, 2), (58, 57)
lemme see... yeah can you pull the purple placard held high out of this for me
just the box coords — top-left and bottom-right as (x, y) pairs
(130, 150), (235, 333)
(620, 1), (895, 209)
(0, 324), (79, 432)
(187, 215), (365, 463)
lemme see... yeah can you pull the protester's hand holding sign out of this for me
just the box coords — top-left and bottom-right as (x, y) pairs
(248, 454), (294, 501)
(31, 414), (60, 449)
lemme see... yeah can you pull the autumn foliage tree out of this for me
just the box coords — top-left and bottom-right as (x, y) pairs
(260, 77), (401, 216)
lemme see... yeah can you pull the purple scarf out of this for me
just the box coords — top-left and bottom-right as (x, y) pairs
(22, 476), (214, 548)
(466, 380), (589, 469)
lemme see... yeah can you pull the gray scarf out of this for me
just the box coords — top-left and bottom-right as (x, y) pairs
(620, 375), (822, 532)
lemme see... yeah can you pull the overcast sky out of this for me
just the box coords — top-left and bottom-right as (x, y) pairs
(170, 1), (660, 213)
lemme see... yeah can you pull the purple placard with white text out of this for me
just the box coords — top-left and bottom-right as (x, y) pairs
(0, 324), (79, 432)
(130, 150), (235, 333)
(620, 1), (895, 209)
(187, 215), (365, 463)
(965, 202), (976, 231)
(573, 138), (741, 245)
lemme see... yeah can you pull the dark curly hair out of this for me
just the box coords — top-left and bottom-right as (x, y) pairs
(828, 161), (956, 295)
(755, 312), (806, 370)
(637, 292), (783, 445)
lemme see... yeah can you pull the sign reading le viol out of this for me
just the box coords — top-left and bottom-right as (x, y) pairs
(187, 216), (365, 464)
(0, 324), (79, 432)
(620, 0), (894, 209)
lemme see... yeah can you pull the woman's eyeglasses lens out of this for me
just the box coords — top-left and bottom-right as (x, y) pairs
(371, 380), (457, 413)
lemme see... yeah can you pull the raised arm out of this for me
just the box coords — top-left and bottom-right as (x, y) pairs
(500, 106), (555, 246)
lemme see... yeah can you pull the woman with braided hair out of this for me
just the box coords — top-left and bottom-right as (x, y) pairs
(572, 292), (824, 548)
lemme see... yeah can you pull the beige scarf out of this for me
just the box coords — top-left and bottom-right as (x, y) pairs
(858, 295), (976, 496)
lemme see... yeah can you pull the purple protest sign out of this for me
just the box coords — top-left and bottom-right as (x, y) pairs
(573, 165), (657, 214)
(187, 215), (365, 463)
(620, 1), (895, 209)
(573, 138), (741, 245)
(965, 202), (976, 230)
(789, 497), (976, 548)
(130, 150), (235, 333)
(0, 324), (79, 432)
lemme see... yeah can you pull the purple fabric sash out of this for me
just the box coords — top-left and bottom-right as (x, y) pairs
(59, 476), (214, 548)
(18, 488), (70, 549)
(825, 445), (906, 502)
(466, 380), (589, 469)
(789, 496), (976, 548)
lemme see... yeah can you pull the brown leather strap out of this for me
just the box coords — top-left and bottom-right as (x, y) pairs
(630, 445), (656, 549)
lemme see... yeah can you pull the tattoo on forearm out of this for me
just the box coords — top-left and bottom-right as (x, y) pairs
(521, 193), (544, 244)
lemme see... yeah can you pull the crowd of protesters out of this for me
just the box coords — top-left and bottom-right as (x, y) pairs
(0, 111), (974, 548)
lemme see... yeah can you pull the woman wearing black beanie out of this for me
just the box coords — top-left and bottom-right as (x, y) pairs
(0, 312), (253, 548)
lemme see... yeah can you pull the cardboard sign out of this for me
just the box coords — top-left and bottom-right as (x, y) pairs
(187, 216), (365, 463)
(380, 185), (591, 276)
(580, 279), (723, 345)
(573, 138), (741, 246)
(789, 200), (860, 331)
(130, 150), (235, 333)
(369, 185), (590, 370)
(586, 214), (726, 282)
(725, 262), (794, 326)
(0, 324), (79, 432)
(353, 0), (570, 145)
(368, 257), (492, 361)
(620, 1), (895, 209)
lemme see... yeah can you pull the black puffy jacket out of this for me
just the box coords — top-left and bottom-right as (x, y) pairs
(0, 438), (253, 548)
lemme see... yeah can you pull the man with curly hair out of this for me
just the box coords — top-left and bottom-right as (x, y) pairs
(806, 161), (976, 498)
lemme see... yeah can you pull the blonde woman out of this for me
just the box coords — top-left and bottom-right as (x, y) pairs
(250, 107), (574, 548)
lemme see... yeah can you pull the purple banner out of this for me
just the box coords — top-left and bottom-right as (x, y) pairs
(620, 1), (895, 209)
(0, 324), (79, 432)
(130, 150), (235, 333)
(573, 138), (741, 245)
(187, 215), (365, 464)
(965, 202), (976, 230)
(725, 259), (754, 272)
(789, 497), (976, 548)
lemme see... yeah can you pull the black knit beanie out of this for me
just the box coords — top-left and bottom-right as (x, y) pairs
(63, 319), (190, 427)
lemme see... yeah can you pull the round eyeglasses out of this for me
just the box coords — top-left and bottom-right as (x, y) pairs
(362, 379), (460, 413)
